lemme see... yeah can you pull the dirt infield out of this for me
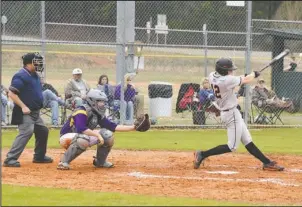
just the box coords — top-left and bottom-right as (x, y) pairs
(2, 148), (302, 205)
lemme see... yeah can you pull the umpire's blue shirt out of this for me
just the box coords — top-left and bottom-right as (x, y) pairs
(9, 68), (43, 110)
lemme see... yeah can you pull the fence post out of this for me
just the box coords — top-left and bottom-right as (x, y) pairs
(41, 1), (46, 80)
(116, 1), (135, 125)
(244, 1), (252, 125)
(203, 24), (208, 78)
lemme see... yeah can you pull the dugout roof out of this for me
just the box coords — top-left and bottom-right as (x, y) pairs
(261, 28), (302, 40)
(260, 28), (302, 108)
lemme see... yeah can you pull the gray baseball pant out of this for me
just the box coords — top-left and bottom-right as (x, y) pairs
(5, 110), (49, 161)
(220, 108), (252, 151)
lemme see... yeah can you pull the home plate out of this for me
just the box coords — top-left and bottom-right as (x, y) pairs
(205, 171), (238, 175)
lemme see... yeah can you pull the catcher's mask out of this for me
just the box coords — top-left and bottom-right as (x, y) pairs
(86, 89), (108, 116)
(22, 52), (44, 72)
(215, 57), (237, 76)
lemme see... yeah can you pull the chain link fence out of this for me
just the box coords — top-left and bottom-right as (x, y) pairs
(133, 1), (248, 126)
(1, 1), (302, 127)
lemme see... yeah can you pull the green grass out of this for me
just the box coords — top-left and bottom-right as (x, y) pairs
(2, 128), (302, 154)
(2, 184), (251, 206)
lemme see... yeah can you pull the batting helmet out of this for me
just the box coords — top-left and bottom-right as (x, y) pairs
(22, 52), (44, 72)
(215, 58), (237, 76)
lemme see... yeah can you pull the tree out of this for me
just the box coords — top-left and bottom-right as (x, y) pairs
(273, 1), (302, 21)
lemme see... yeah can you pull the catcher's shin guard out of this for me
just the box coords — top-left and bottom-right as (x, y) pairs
(61, 135), (89, 164)
(93, 129), (114, 167)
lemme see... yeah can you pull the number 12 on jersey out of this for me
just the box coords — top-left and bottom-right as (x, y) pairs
(211, 84), (222, 98)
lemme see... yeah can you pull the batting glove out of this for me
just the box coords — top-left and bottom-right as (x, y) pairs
(254, 71), (260, 78)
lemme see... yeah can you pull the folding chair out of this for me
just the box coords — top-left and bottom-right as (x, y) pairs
(192, 100), (221, 125)
(251, 102), (285, 125)
(176, 83), (200, 118)
(40, 99), (66, 125)
(106, 100), (120, 124)
(61, 95), (77, 125)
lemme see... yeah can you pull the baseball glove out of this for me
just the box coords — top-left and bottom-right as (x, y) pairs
(134, 113), (151, 132)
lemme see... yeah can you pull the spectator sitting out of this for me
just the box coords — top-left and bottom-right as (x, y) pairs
(41, 78), (65, 126)
(252, 79), (298, 113)
(1, 85), (9, 126)
(197, 78), (220, 117)
(114, 74), (136, 125)
(64, 68), (90, 108)
(96, 74), (115, 107)
(124, 72), (144, 119)
(283, 55), (297, 72)
(198, 78), (215, 105)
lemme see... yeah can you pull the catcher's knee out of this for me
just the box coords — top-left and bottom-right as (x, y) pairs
(73, 134), (90, 150)
(99, 128), (114, 147)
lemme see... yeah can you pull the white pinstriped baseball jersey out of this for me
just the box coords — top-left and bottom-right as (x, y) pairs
(208, 72), (242, 111)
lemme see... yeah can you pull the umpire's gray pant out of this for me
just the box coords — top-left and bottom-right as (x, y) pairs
(5, 110), (49, 161)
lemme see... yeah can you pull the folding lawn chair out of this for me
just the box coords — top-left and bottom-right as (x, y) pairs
(176, 83), (200, 118)
(251, 102), (285, 125)
(192, 100), (222, 125)
(40, 99), (66, 125)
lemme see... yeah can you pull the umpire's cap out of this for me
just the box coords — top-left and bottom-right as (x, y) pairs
(215, 57), (237, 76)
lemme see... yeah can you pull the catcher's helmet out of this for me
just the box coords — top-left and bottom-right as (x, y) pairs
(22, 52), (44, 72)
(215, 58), (237, 76)
(86, 89), (108, 116)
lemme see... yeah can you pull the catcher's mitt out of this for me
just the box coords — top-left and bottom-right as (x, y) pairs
(134, 113), (151, 132)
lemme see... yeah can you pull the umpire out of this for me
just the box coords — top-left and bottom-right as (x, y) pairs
(3, 52), (53, 167)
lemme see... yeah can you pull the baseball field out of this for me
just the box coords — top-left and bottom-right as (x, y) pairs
(2, 128), (302, 206)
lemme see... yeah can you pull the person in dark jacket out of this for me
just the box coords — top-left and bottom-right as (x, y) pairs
(114, 74), (136, 125)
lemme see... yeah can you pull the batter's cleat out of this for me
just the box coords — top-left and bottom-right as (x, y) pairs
(3, 159), (21, 167)
(193, 150), (205, 169)
(57, 162), (70, 170)
(93, 159), (114, 168)
(33, 155), (53, 163)
(263, 161), (284, 171)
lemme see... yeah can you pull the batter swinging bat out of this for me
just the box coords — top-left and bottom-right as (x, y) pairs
(258, 49), (290, 73)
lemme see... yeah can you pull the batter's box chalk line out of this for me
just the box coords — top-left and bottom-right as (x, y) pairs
(126, 172), (300, 187)
(205, 170), (238, 175)
(211, 164), (302, 173)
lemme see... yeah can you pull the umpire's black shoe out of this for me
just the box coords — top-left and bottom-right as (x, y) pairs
(3, 159), (21, 167)
(193, 150), (205, 169)
(33, 155), (53, 163)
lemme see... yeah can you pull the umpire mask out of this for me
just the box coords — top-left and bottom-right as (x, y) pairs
(22, 52), (44, 73)
(86, 89), (108, 116)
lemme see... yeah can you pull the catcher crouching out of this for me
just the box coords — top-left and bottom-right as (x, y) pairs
(57, 89), (150, 170)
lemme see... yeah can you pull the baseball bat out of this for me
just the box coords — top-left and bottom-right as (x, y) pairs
(258, 49), (290, 73)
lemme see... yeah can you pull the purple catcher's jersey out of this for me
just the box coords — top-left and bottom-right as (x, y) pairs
(60, 106), (117, 136)
(208, 72), (242, 111)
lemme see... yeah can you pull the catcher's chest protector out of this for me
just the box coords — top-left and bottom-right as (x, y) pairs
(87, 110), (99, 130)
